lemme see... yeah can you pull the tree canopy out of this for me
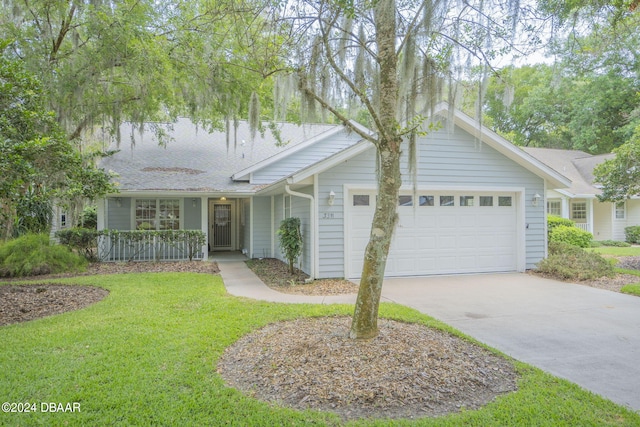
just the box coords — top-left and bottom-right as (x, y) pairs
(0, 41), (113, 239)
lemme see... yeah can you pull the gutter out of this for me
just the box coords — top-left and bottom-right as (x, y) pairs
(285, 181), (315, 281)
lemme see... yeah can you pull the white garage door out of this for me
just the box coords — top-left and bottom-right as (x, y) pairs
(348, 191), (519, 278)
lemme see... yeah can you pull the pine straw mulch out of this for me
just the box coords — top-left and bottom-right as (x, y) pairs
(245, 258), (359, 295)
(217, 316), (518, 421)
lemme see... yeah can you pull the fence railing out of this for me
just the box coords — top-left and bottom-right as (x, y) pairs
(575, 223), (590, 232)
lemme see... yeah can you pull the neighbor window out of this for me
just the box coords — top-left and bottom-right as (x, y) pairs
(615, 202), (626, 220)
(571, 202), (587, 220)
(135, 199), (181, 230)
(547, 200), (561, 216)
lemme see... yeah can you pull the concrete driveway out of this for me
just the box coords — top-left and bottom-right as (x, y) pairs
(380, 273), (640, 411)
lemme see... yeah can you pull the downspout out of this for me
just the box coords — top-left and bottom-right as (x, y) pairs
(285, 181), (315, 280)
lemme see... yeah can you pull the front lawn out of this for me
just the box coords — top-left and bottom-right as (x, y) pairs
(589, 246), (640, 257)
(1, 273), (639, 426)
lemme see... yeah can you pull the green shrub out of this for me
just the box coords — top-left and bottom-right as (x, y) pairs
(594, 240), (631, 247)
(56, 228), (100, 261)
(624, 226), (640, 244)
(549, 225), (593, 248)
(547, 215), (575, 239)
(277, 217), (303, 274)
(538, 241), (614, 281)
(80, 205), (98, 229)
(0, 234), (87, 277)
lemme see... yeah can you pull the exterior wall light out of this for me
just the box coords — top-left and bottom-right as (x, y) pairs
(328, 190), (336, 206)
(532, 193), (542, 207)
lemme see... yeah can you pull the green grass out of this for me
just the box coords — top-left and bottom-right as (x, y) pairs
(1, 273), (639, 426)
(589, 246), (640, 257)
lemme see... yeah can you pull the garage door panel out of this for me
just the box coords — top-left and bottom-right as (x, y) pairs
(348, 191), (519, 278)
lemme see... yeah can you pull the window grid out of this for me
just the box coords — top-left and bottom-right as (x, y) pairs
(615, 202), (626, 220)
(571, 202), (587, 220)
(547, 200), (561, 216)
(135, 199), (181, 230)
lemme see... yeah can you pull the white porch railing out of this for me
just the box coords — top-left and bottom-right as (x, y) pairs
(575, 223), (590, 232)
(97, 230), (206, 262)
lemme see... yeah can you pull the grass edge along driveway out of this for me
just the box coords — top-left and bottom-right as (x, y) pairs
(1, 272), (638, 426)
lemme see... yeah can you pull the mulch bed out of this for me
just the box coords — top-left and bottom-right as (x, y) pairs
(218, 316), (518, 421)
(0, 284), (109, 326)
(245, 258), (359, 295)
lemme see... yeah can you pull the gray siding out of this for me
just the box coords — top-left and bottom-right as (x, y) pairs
(107, 197), (132, 230)
(317, 122), (546, 278)
(251, 130), (361, 184)
(252, 197), (272, 258)
(183, 198), (202, 230)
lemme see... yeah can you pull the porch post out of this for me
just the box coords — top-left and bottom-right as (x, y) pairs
(587, 198), (594, 234)
(200, 196), (208, 261)
(561, 196), (570, 219)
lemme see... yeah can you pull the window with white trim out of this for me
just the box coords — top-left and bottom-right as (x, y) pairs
(615, 201), (626, 220)
(135, 199), (181, 230)
(571, 202), (587, 220)
(547, 200), (561, 216)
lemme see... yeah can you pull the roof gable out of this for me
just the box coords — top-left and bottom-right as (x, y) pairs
(282, 104), (571, 189)
(523, 147), (614, 196)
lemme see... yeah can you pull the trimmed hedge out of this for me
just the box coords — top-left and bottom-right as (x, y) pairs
(625, 226), (640, 244)
(547, 215), (575, 239)
(55, 228), (207, 261)
(0, 234), (87, 277)
(549, 225), (593, 248)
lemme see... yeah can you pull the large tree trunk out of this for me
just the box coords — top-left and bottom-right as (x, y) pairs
(349, 0), (401, 339)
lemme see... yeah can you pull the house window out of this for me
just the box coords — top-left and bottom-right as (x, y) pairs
(60, 212), (67, 228)
(615, 202), (626, 220)
(571, 202), (587, 220)
(398, 195), (413, 206)
(419, 195), (434, 206)
(135, 199), (181, 230)
(547, 200), (561, 216)
(479, 196), (493, 207)
(353, 195), (370, 206)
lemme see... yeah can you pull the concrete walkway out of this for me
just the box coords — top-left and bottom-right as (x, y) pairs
(215, 255), (640, 412)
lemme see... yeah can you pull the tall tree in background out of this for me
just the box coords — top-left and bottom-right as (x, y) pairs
(0, 0), (283, 145)
(0, 41), (113, 239)
(269, 0), (551, 339)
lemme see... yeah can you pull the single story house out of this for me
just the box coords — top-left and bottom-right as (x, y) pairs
(523, 148), (640, 242)
(96, 104), (570, 279)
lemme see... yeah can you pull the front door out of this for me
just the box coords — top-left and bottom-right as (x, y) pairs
(209, 201), (235, 251)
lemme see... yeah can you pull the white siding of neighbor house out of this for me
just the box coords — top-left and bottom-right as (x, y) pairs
(251, 197), (272, 258)
(593, 200), (613, 241)
(251, 130), (361, 184)
(316, 121), (546, 279)
(615, 199), (640, 241)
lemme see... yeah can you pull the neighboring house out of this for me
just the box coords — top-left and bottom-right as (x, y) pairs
(523, 147), (640, 242)
(96, 104), (570, 279)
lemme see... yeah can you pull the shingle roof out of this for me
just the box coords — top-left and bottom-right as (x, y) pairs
(522, 147), (614, 196)
(100, 119), (339, 193)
